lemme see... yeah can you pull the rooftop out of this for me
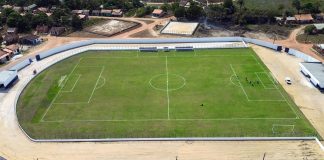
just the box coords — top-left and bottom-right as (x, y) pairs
(314, 23), (324, 30)
(295, 14), (314, 21)
(0, 70), (17, 84)
(152, 9), (163, 15)
(301, 62), (324, 88)
(317, 44), (324, 49)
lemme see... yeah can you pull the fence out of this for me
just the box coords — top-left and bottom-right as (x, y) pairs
(243, 38), (282, 51)
(285, 48), (320, 62)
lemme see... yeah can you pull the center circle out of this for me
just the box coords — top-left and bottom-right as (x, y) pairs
(149, 74), (186, 91)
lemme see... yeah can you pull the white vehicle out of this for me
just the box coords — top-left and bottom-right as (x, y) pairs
(285, 77), (292, 85)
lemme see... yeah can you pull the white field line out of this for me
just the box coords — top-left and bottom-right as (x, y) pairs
(40, 59), (81, 122)
(61, 74), (81, 93)
(40, 117), (299, 123)
(229, 64), (250, 101)
(266, 72), (279, 89)
(272, 124), (295, 134)
(254, 72), (276, 89)
(83, 54), (254, 59)
(276, 86), (300, 119)
(229, 74), (241, 87)
(252, 57), (300, 119)
(95, 77), (106, 90)
(230, 65), (287, 102)
(88, 66), (105, 103)
(255, 72), (278, 89)
(166, 56), (170, 120)
(53, 102), (88, 105)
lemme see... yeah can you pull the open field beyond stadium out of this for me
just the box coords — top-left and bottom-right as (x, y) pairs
(17, 48), (318, 139)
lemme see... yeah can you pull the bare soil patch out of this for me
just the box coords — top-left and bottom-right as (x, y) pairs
(129, 29), (155, 38)
(82, 19), (140, 37)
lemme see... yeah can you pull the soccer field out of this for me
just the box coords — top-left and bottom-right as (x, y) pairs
(17, 48), (318, 139)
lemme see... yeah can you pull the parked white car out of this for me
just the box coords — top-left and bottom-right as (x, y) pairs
(285, 77), (292, 85)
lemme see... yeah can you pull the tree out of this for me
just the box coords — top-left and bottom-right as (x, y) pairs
(223, 0), (235, 14)
(207, 4), (226, 21)
(237, 0), (244, 11)
(304, 25), (316, 35)
(71, 14), (83, 30)
(171, 2), (180, 12)
(32, 12), (50, 27)
(292, 0), (301, 14)
(160, 3), (170, 12)
(302, 3), (320, 14)
(7, 12), (31, 32)
(132, 0), (144, 8)
(278, 4), (285, 16)
(51, 8), (69, 26)
(6, 12), (21, 27)
(186, 2), (204, 20)
(174, 6), (186, 18)
(223, 0), (233, 9)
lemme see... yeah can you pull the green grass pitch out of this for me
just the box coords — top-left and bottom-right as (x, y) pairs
(17, 48), (318, 139)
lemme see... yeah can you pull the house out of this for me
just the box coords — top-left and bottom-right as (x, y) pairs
(50, 6), (57, 12)
(36, 7), (49, 13)
(4, 34), (19, 45)
(152, 9), (165, 18)
(180, 0), (189, 7)
(49, 27), (66, 36)
(0, 70), (18, 89)
(36, 25), (49, 34)
(78, 14), (88, 20)
(13, 6), (22, 12)
(2, 5), (13, 9)
(295, 14), (314, 23)
(24, 4), (37, 12)
(315, 13), (324, 21)
(91, 10), (101, 16)
(112, 9), (123, 17)
(313, 44), (324, 55)
(7, 28), (18, 34)
(285, 16), (296, 24)
(82, 10), (90, 15)
(19, 35), (41, 45)
(0, 50), (10, 63)
(101, 10), (112, 16)
(4, 44), (20, 54)
(314, 23), (324, 33)
(71, 10), (83, 15)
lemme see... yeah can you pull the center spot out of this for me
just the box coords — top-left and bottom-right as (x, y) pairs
(149, 74), (186, 91)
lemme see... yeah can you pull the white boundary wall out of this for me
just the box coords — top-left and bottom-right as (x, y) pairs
(287, 49), (320, 62)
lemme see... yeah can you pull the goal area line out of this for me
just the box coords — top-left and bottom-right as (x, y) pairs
(41, 117), (299, 123)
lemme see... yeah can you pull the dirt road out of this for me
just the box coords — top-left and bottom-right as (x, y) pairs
(276, 26), (323, 62)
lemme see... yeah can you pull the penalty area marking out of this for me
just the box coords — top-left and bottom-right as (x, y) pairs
(95, 77), (106, 90)
(40, 59), (82, 122)
(61, 74), (82, 93)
